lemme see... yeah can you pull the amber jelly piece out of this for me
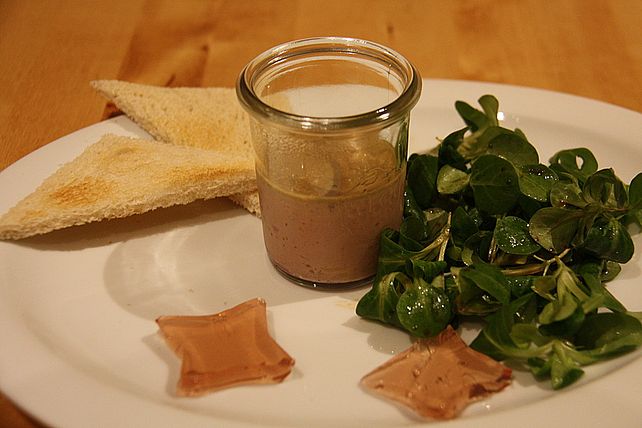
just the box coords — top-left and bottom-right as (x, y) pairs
(156, 298), (295, 396)
(361, 326), (512, 419)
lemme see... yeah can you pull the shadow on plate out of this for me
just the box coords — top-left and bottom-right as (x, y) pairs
(143, 332), (182, 396)
(342, 315), (412, 356)
(9, 198), (246, 251)
(4, 195), (372, 322)
(99, 201), (367, 321)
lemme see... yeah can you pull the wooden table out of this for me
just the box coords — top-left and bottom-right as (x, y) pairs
(1, 0), (640, 426)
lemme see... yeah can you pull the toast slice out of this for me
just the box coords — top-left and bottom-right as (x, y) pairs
(90, 80), (260, 215)
(0, 134), (256, 240)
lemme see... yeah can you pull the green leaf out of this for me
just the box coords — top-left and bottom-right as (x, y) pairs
(512, 323), (549, 346)
(577, 261), (626, 313)
(506, 276), (537, 298)
(601, 260), (622, 283)
(538, 294), (585, 337)
(454, 270), (502, 316)
(470, 154), (520, 214)
(580, 216), (635, 263)
(550, 343), (584, 389)
(396, 277), (452, 337)
(518, 164), (558, 202)
(494, 216), (541, 255)
(403, 188), (449, 250)
(375, 229), (415, 276)
(438, 128), (468, 169)
(531, 275), (557, 300)
(407, 154), (439, 209)
(451, 206), (480, 247)
(478, 94), (500, 127)
(437, 164), (469, 194)
(574, 312), (642, 350)
(583, 168), (628, 209)
(455, 100), (489, 132)
(628, 172), (642, 210)
(405, 259), (448, 283)
(469, 294), (541, 360)
(554, 262), (590, 301)
(424, 209), (450, 240)
(581, 331), (642, 359)
(482, 127), (539, 166)
(549, 148), (598, 183)
(400, 206), (447, 250)
(461, 230), (494, 265)
(356, 271), (409, 328)
(528, 207), (584, 253)
(549, 180), (587, 208)
(539, 292), (579, 324)
(527, 357), (552, 379)
(459, 263), (511, 305)
(403, 185), (424, 219)
(399, 216), (429, 249)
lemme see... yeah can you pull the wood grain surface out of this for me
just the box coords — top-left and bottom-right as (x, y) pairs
(1, 0), (641, 426)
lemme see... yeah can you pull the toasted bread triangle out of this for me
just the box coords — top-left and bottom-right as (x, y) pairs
(91, 80), (260, 215)
(0, 134), (256, 240)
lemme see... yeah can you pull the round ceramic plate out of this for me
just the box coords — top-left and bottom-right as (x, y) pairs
(1, 79), (641, 427)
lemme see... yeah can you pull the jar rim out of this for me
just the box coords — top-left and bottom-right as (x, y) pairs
(236, 37), (422, 132)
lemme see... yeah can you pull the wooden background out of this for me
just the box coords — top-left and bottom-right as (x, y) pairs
(1, 0), (641, 426)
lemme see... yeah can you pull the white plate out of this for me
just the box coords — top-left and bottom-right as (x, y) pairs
(1, 79), (641, 427)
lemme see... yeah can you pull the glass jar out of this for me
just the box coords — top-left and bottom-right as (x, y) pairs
(237, 37), (421, 289)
